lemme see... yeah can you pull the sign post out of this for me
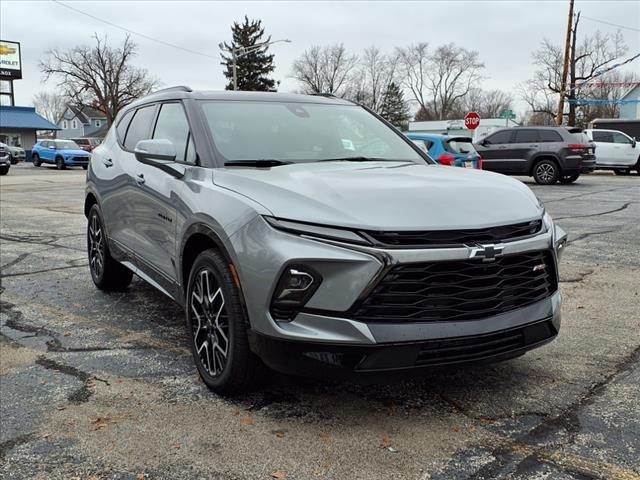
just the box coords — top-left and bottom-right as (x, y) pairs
(464, 112), (480, 131)
(499, 109), (516, 127)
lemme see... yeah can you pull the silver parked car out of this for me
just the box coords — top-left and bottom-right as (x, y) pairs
(85, 87), (567, 394)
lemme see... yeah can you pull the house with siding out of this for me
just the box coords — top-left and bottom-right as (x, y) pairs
(57, 105), (108, 139)
(619, 85), (640, 120)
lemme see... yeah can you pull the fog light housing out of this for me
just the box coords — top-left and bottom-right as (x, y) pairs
(270, 265), (322, 321)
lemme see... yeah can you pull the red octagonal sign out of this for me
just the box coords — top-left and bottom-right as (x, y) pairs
(465, 112), (480, 130)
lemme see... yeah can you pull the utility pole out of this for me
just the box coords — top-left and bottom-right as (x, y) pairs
(556, 0), (574, 126)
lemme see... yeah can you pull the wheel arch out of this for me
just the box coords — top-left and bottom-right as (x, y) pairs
(529, 155), (561, 176)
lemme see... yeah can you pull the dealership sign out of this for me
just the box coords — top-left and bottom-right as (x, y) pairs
(0, 40), (22, 79)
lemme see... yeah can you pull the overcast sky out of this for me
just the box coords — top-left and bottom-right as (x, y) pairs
(2, 0), (639, 116)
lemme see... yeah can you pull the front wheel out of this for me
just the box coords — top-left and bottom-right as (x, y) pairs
(56, 156), (66, 170)
(532, 159), (559, 185)
(32, 154), (41, 167)
(186, 250), (265, 395)
(559, 173), (580, 184)
(87, 204), (133, 291)
(635, 158), (640, 176)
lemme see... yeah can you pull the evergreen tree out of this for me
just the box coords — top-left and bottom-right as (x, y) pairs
(379, 82), (410, 129)
(220, 16), (276, 91)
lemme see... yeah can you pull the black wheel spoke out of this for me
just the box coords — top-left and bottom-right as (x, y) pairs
(88, 213), (105, 278)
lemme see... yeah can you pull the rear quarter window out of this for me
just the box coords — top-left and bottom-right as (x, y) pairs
(539, 130), (563, 142)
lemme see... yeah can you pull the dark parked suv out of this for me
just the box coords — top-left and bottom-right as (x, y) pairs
(474, 127), (596, 184)
(85, 87), (567, 394)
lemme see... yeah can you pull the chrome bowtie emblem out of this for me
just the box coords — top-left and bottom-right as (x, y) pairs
(533, 263), (546, 272)
(469, 244), (504, 262)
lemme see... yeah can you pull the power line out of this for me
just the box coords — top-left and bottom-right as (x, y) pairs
(51, 0), (218, 60)
(581, 15), (640, 33)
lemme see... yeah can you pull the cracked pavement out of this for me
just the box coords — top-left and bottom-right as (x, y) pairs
(1, 164), (639, 479)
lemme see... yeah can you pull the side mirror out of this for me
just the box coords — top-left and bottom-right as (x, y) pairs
(632, 138), (637, 149)
(134, 139), (185, 178)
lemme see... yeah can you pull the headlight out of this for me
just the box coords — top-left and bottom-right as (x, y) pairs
(264, 217), (370, 245)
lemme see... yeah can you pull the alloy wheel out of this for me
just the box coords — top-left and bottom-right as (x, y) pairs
(536, 163), (556, 183)
(88, 213), (105, 279)
(190, 269), (230, 377)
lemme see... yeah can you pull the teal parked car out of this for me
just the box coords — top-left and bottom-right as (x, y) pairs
(31, 139), (90, 170)
(406, 133), (482, 169)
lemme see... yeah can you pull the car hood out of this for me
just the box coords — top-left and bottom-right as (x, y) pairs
(213, 161), (543, 230)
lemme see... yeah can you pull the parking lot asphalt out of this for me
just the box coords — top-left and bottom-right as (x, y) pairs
(1, 163), (639, 480)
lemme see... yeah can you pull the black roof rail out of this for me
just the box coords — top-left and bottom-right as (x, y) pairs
(311, 93), (338, 98)
(152, 85), (193, 94)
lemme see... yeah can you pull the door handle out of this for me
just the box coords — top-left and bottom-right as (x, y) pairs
(135, 173), (145, 185)
(102, 158), (113, 167)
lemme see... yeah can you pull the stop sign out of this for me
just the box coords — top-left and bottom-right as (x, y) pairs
(465, 112), (480, 130)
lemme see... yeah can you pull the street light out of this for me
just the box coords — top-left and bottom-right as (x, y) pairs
(219, 39), (291, 91)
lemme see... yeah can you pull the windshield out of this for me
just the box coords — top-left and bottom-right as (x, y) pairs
(200, 101), (427, 165)
(56, 140), (81, 150)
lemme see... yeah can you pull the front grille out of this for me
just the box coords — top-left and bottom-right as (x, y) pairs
(362, 219), (542, 247)
(73, 156), (89, 162)
(354, 250), (557, 323)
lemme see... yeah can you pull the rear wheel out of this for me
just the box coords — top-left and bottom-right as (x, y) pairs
(0, 166), (9, 176)
(87, 204), (133, 291)
(32, 154), (41, 167)
(559, 173), (580, 184)
(56, 156), (66, 170)
(532, 159), (559, 185)
(186, 249), (265, 395)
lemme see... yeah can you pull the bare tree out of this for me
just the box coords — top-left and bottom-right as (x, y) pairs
(520, 24), (628, 126)
(32, 91), (67, 125)
(291, 44), (359, 97)
(397, 42), (484, 120)
(40, 35), (159, 125)
(456, 88), (514, 118)
(396, 43), (430, 115)
(347, 47), (399, 111)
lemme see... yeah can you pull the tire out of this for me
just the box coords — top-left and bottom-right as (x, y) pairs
(559, 173), (580, 184)
(56, 156), (66, 170)
(87, 204), (133, 291)
(614, 169), (630, 176)
(0, 166), (8, 176)
(635, 158), (640, 176)
(186, 249), (265, 395)
(82, 165), (88, 170)
(532, 159), (560, 185)
(32, 154), (41, 167)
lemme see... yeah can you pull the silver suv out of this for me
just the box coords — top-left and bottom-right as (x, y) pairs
(86, 87), (567, 394)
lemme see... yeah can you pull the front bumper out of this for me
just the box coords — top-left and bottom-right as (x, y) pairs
(231, 216), (565, 359)
(249, 317), (558, 379)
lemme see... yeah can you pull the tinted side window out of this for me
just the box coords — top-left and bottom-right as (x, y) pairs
(153, 103), (192, 162)
(513, 129), (538, 143)
(612, 132), (632, 144)
(124, 106), (156, 151)
(539, 130), (563, 142)
(486, 130), (512, 144)
(117, 109), (135, 144)
(592, 131), (613, 143)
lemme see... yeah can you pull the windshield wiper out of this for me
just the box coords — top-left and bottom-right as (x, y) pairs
(224, 160), (292, 167)
(315, 156), (391, 163)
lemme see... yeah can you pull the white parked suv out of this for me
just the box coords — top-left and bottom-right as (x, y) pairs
(584, 129), (640, 176)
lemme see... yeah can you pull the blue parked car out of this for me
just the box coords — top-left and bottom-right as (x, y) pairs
(406, 133), (482, 169)
(31, 139), (91, 170)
